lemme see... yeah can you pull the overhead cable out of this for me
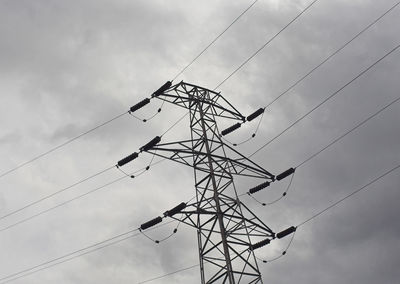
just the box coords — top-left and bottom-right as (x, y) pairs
(172, 0), (260, 81)
(214, 0), (321, 90)
(137, 264), (200, 284)
(297, 163), (400, 227)
(0, 113), (127, 179)
(0, 0), (259, 180)
(296, 96), (400, 168)
(250, 43), (400, 157)
(222, 0), (400, 145)
(0, 220), (176, 284)
(0, 165), (115, 222)
(0, 160), (166, 234)
(135, 163), (400, 282)
(244, 95), (399, 204)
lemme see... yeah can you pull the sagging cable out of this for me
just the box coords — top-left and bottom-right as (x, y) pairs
(151, 81), (172, 98)
(129, 98), (150, 113)
(164, 202), (187, 217)
(117, 152), (139, 167)
(140, 216), (163, 230)
(247, 108), (265, 122)
(140, 136), (161, 152)
(221, 122), (241, 136)
(276, 167), (295, 181)
(276, 226), (297, 239)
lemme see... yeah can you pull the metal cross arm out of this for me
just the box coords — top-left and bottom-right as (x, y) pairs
(152, 81), (246, 121)
(144, 138), (275, 180)
(167, 198), (275, 239)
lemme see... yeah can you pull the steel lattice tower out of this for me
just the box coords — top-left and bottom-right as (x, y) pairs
(139, 81), (278, 283)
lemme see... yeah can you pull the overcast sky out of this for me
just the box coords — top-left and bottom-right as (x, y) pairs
(0, 0), (399, 283)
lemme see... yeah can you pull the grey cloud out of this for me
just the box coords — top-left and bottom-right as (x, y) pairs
(0, 0), (399, 283)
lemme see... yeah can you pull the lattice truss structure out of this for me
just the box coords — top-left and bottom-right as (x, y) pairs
(144, 82), (277, 284)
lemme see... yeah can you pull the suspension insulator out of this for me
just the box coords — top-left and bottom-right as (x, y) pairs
(117, 152), (139, 167)
(140, 216), (163, 230)
(129, 98), (150, 113)
(276, 226), (296, 239)
(140, 136), (161, 152)
(164, 202), (187, 217)
(249, 181), (270, 194)
(151, 81), (172, 98)
(247, 108), (265, 122)
(276, 167), (295, 181)
(221, 123), (241, 136)
(250, 238), (270, 250)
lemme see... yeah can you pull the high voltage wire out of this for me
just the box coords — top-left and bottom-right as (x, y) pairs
(163, 0), (323, 144)
(223, 0), (400, 146)
(241, 95), (400, 205)
(0, 165), (115, 222)
(214, 0), (321, 90)
(137, 264), (199, 284)
(2, 96), (398, 283)
(172, 0), (260, 81)
(0, 0), (258, 181)
(0, 220), (176, 284)
(0, 0), (325, 231)
(8, 93), (398, 234)
(0, 112), (127, 179)
(296, 96), (400, 168)
(135, 163), (400, 283)
(13, 98), (394, 282)
(296, 163), (400, 227)
(0, 160), (166, 234)
(1, 2), (397, 283)
(0, 109), (185, 229)
(0, 0), (399, 244)
(2, 19), (397, 263)
(126, 93), (400, 281)
(249, 42), (400, 157)
(0, 0), (320, 226)
(263, 0), (400, 110)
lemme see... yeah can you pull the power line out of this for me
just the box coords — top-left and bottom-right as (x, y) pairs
(250, 42), (400, 157)
(214, 0), (321, 90)
(243, 95), (399, 205)
(0, 175), (126, 233)
(297, 163), (400, 227)
(161, 111), (190, 136)
(0, 104), (183, 227)
(172, 0), (259, 81)
(264, 1), (400, 110)
(223, 0), (400, 146)
(6, 88), (396, 235)
(0, 165), (115, 222)
(0, 1), (259, 180)
(137, 264), (199, 284)
(0, 230), (138, 283)
(160, 0), (323, 144)
(0, 0), (319, 184)
(135, 163), (400, 283)
(0, 112), (127, 180)
(296, 96), (400, 168)
(0, 160), (166, 234)
(0, 220), (176, 284)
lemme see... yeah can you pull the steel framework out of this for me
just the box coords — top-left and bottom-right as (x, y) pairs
(144, 82), (276, 283)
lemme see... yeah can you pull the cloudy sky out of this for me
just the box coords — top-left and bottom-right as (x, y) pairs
(0, 0), (399, 283)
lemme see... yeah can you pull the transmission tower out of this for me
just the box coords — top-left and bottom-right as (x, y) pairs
(133, 81), (294, 283)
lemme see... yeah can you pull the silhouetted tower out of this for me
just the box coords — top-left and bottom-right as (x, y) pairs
(131, 81), (281, 283)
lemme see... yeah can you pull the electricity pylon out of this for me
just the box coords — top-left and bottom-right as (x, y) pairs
(127, 81), (294, 283)
(139, 81), (277, 283)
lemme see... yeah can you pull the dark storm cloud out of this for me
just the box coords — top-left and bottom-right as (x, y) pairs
(0, 0), (399, 284)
